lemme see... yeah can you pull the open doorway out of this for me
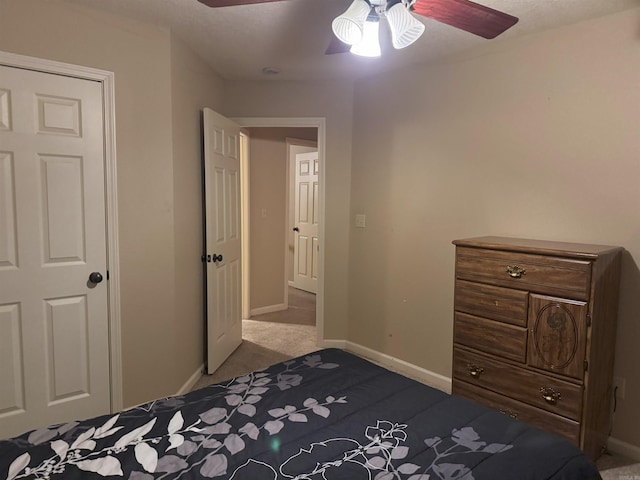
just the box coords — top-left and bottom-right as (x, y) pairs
(234, 118), (325, 360)
(240, 126), (319, 352)
(194, 117), (325, 390)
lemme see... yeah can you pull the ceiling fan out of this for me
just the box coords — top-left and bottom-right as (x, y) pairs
(197, 0), (518, 56)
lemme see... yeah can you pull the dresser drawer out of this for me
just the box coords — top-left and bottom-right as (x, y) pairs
(453, 348), (583, 421)
(455, 279), (528, 327)
(454, 312), (527, 362)
(453, 380), (580, 445)
(456, 247), (592, 301)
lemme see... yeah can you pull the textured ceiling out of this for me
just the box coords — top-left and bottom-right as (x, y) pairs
(58, 0), (639, 81)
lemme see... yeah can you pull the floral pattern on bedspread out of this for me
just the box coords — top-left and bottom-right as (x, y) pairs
(4, 354), (345, 479)
(229, 421), (512, 480)
(0, 349), (598, 480)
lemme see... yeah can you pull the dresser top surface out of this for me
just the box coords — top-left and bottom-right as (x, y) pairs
(453, 236), (622, 259)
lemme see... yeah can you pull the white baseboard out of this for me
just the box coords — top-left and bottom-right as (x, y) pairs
(321, 339), (347, 349)
(250, 303), (287, 317)
(607, 437), (640, 461)
(176, 363), (204, 396)
(320, 339), (452, 394)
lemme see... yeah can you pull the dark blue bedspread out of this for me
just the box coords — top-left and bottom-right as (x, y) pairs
(1, 348), (600, 479)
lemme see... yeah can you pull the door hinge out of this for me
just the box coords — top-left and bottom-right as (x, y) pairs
(584, 360), (589, 372)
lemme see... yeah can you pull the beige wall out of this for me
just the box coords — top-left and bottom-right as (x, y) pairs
(348, 8), (640, 448)
(0, 0), (225, 407)
(246, 128), (317, 312)
(224, 81), (354, 339)
(170, 36), (225, 393)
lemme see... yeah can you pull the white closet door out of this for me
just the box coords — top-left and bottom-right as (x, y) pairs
(0, 64), (110, 439)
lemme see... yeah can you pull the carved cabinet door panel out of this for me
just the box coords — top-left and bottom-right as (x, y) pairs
(527, 294), (588, 380)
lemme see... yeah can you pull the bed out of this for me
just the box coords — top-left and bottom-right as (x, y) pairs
(1, 348), (600, 479)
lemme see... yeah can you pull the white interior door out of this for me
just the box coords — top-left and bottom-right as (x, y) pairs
(293, 151), (319, 294)
(203, 108), (242, 374)
(0, 64), (110, 439)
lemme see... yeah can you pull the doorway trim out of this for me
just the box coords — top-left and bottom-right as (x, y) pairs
(0, 51), (123, 412)
(232, 117), (325, 345)
(239, 132), (251, 320)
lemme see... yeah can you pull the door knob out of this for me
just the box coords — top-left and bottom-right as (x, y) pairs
(293, 227), (300, 232)
(89, 272), (103, 284)
(212, 254), (223, 263)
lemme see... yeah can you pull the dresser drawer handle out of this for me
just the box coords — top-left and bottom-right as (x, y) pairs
(540, 387), (562, 405)
(499, 408), (518, 419)
(506, 265), (526, 278)
(467, 364), (484, 378)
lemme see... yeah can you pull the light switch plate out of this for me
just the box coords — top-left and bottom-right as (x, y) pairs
(355, 214), (366, 228)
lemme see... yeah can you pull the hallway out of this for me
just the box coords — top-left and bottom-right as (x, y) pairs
(250, 286), (316, 326)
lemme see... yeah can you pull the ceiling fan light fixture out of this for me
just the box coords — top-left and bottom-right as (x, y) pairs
(386, 1), (425, 49)
(331, 0), (371, 45)
(350, 17), (381, 57)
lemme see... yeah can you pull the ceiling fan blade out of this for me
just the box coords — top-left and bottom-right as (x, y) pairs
(411, 0), (518, 39)
(325, 36), (351, 55)
(197, 0), (286, 7)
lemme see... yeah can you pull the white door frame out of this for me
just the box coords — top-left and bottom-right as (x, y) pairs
(233, 117), (325, 346)
(240, 132), (251, 320)
(0, 51), (122, 412)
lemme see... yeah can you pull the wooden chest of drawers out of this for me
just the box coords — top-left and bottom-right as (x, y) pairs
(451, 236), (622, 459)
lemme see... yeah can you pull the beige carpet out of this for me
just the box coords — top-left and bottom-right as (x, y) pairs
(191, 318), (318, 390)
(598, 452), (640, 479)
